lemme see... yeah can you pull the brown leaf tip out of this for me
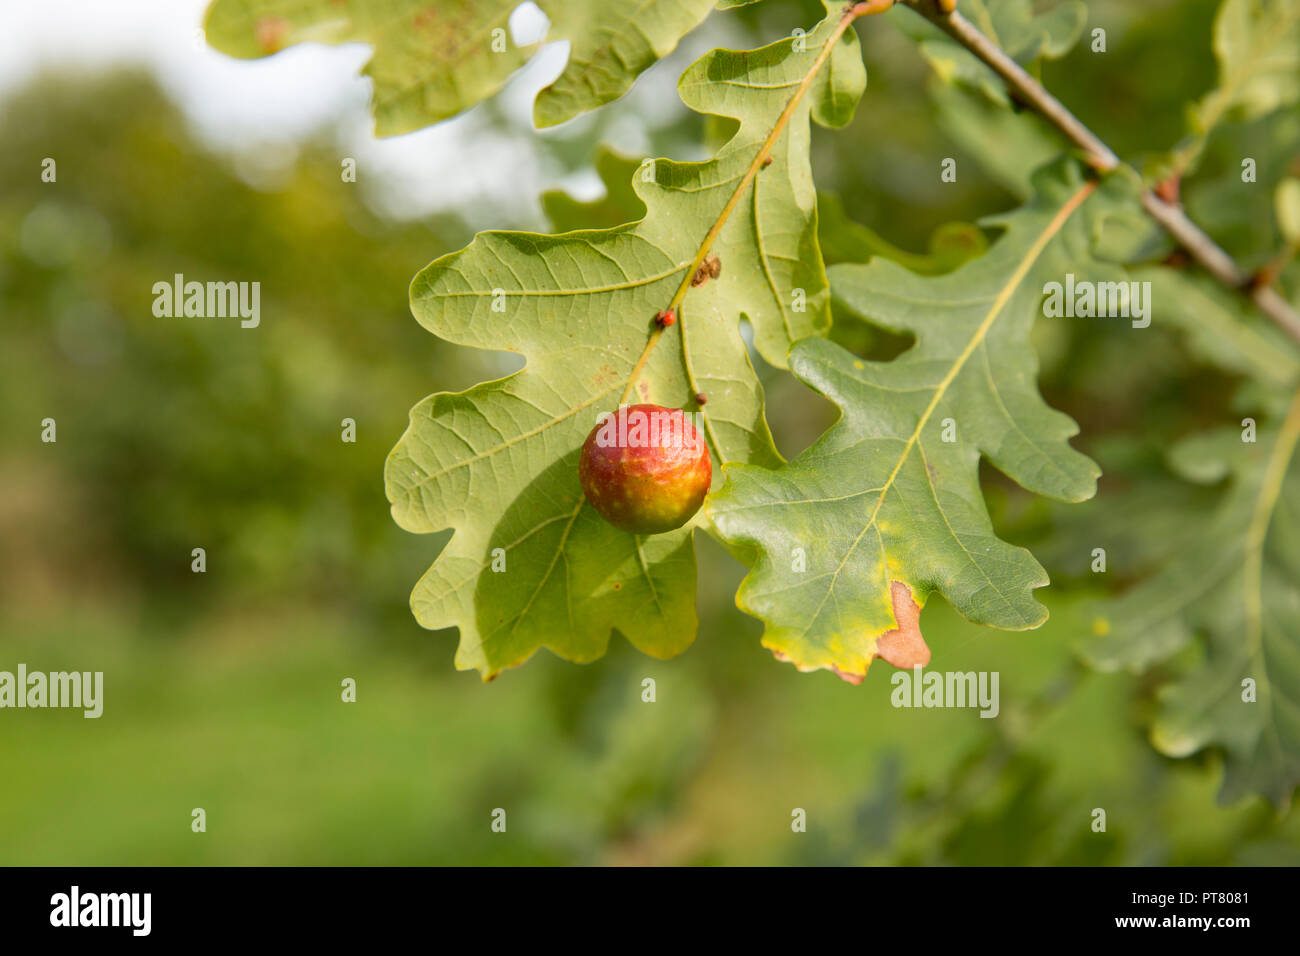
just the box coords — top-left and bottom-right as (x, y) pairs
(831, 665), (865, 686)
(873, 581), (931, 669)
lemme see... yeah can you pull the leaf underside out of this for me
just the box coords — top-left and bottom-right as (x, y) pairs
(385, 3), (865, 678)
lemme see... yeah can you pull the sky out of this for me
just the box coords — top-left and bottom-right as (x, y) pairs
(0, 0), (730, 227)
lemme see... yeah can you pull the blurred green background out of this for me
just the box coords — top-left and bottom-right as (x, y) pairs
(2, 0), (1299, 864)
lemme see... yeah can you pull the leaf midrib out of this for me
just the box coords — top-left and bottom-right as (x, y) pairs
(802, 180), (1098, 637)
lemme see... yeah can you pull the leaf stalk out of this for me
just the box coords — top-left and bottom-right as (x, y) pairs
(619, 0), (894, 407)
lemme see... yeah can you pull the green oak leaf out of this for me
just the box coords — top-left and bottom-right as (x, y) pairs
(533, 2), (719, 128)
(202, 0), (720, 135)
(708, 161), (1117, 682)
(1085, 392), (1300, 810)
(386, 3), (865, 678)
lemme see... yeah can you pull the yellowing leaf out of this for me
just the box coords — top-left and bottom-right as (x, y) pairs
(709, 161), (1115, 681)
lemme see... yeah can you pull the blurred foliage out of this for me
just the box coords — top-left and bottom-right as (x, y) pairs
(2, 0), (1300, 863)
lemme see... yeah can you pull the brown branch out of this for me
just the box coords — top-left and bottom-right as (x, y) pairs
(900, 0), (1300, 345)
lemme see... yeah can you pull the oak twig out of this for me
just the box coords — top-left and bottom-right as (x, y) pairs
(899, 0), (1300, 344)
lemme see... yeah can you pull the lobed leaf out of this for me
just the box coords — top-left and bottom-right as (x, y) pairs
(386, 3), (866, 678)
(708, 161), (1120, 682)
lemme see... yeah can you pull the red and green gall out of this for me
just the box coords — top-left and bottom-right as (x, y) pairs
(579, 404), (711, 534)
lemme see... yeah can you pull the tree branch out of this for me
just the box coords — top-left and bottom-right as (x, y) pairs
(899, 0), (1300, 344)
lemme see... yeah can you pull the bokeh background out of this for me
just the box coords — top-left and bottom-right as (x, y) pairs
(2, 0), (1299, 864)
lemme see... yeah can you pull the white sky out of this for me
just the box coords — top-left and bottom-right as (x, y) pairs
(0, 0), (728, 227)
